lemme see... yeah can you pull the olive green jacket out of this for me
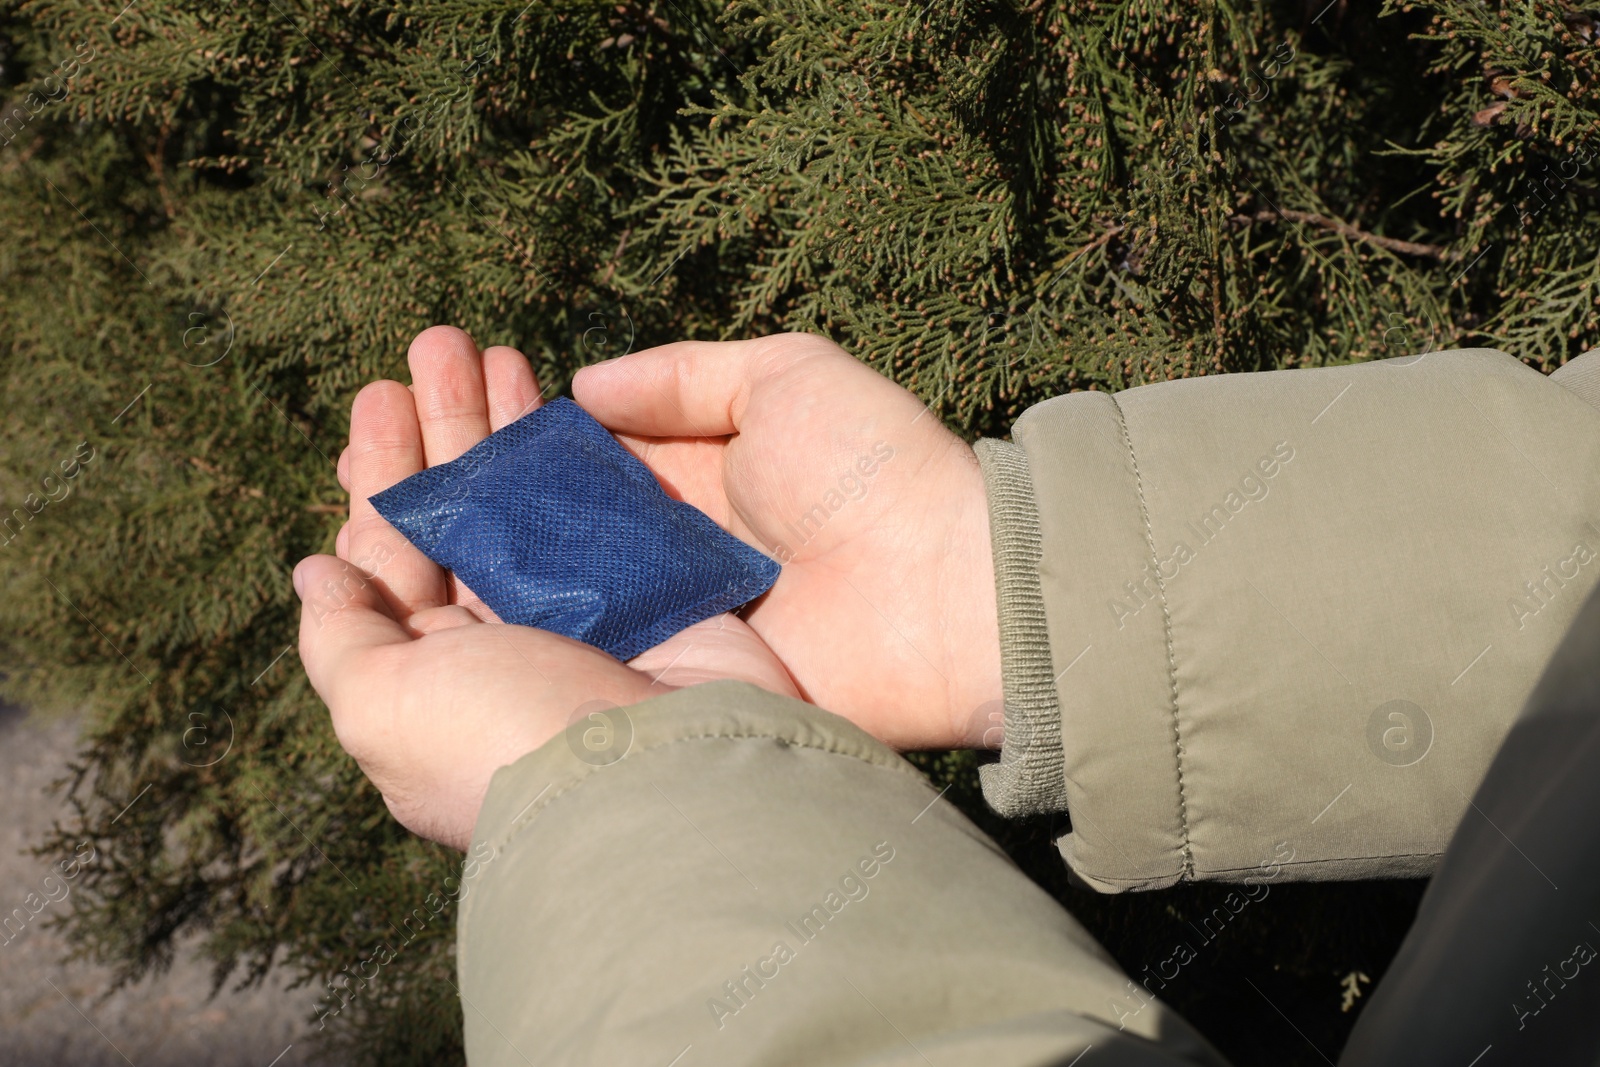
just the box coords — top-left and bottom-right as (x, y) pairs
(457, 349), (1600, 1066)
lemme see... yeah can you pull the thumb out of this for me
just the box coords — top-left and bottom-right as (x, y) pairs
(572, 336), (810, 439)
(296, 554), (411, 708)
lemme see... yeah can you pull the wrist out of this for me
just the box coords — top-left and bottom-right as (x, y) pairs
(939, 441), (1005, 749)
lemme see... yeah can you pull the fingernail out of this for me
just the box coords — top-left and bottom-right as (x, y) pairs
(292, 560), (307, 600)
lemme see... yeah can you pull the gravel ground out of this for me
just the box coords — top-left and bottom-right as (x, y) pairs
(0, 701), (324, 1067)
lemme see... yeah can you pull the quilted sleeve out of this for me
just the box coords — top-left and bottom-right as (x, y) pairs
(976, 349), (1600, 891)
(456, 682), (1224, 1067)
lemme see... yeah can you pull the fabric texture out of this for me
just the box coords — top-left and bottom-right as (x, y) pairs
(972, 438), (1069, 818)
(371, 398), (780, 662)
(460, 681), (1225, 1067)
(976, 349), (1600, 891)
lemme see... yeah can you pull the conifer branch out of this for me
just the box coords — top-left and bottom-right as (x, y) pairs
(1228, 208), (1459, 261)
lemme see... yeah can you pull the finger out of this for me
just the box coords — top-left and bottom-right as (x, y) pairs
(295, 554), (411, 711)
(628, 614), (798, 696)
(347, 380), (448, 614)
(406, 603), (483, 634)
(450, 584), (503, 624)
(335, 521), (350, 561)
(337, 445), (352, 492)
(408, 325), (491, 465)
(571, 337), (799, 438)
(483, 345), (543, 431)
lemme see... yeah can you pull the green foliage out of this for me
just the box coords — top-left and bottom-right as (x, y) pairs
(0, 0), (1593, 1063)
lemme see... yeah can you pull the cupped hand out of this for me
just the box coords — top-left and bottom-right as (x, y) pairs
(298, 328), (796, 849)
(573, 333), (1002, 750)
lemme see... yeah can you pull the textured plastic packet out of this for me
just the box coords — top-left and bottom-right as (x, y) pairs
(371, 397), (780, 661)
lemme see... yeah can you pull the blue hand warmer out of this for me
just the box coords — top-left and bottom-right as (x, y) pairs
(370, 398), (780, 662)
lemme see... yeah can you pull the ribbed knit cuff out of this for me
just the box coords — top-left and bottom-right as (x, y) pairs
(973, 438), (1069, 817)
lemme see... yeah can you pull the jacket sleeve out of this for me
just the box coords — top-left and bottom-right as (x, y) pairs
(975, 348), (1600, 892)
(457, 682), (1225, 1067)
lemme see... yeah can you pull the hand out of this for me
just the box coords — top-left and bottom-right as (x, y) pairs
(574, 332), (1002, 750)
(298, 328), (796, 849)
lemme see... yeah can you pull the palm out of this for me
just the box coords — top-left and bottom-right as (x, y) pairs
(579, 335), (1000, 749)
(311, 608), (663, 848)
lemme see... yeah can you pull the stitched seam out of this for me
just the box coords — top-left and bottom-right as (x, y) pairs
(1108, 393), (1193, 880)
(487, 728), (928, 856)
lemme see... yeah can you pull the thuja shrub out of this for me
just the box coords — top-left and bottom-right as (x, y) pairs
(0, 0), (1592, 1062)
